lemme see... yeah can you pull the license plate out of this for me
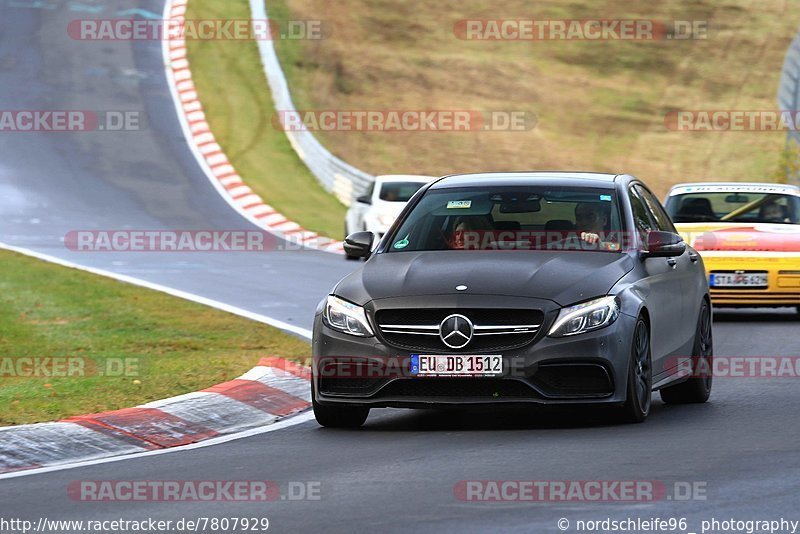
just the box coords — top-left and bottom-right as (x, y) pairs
(710, 272), (768, 287)
(410, 354), (502, 377)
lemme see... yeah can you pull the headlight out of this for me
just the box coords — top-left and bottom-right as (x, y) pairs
(322, 295), (374, 337)
(377, 213), (396, 227)
(548, 296), (620, 337)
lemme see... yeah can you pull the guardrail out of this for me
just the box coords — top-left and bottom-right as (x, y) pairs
(254, 1), (800, 190)
(778, 26), (800, 184)
(249, 0), (374, 207)
(779, 29), (800, 144)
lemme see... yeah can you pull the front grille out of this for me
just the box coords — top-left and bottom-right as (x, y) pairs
(374, 378), (538, 399)
(375, 308), (543, 352)
(531, 363), (614, 397)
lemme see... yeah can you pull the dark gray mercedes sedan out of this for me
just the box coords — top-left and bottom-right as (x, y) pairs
(312, 172), (712, 426)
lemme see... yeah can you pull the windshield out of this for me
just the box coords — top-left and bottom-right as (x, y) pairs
(386, 186), (624, 253)
(666, 192), (800, 224)
(379, 182), (425, 202)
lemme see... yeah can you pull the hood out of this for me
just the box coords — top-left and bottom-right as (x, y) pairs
(334, 250), (634, 307)
(675, 222), (800, 252)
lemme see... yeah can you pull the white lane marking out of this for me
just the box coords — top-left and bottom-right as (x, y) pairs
(0, 242), (313, 340)
(0, 412), (316, 480)
(0, 0), (332, 478)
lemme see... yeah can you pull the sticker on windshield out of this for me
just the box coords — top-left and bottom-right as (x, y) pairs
(600, 194), (612, 202)
(394, 235), (410, 249)
(447, 200), (472, 209)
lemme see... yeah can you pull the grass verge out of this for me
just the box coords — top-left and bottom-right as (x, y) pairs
(0, 250), (310, 426)
(268, 0), (799, 196)
(186, 0), (798, 236)
(185, 0), (347, 239)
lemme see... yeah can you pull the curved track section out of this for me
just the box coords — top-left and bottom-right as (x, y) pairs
(0, 0), (354, 334)
(1, 2), (799, 532)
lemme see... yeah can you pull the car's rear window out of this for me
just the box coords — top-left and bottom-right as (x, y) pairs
(379, 182), (425, 202)
(385, 186), (623, 252)
(665, 192), (800, 224)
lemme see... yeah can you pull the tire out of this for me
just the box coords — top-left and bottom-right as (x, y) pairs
(660, 301), (713, 404)
(312, 382), (369, 428)
(619, 317), (652, 423)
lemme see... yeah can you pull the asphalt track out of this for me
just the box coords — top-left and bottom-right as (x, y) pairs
(0, 0), (353, 335)
(1, 2), (800, 533)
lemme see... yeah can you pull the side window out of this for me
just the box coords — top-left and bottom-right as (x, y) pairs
(628, 186), (656, 243)
(635, 185), (676, 232)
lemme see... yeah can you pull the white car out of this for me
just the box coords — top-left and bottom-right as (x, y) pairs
(345, 175), (433, 241)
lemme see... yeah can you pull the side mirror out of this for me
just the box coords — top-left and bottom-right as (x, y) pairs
(343, 231), (374, 259)
(643, 231), (686, 258)
(356, 195), (372, 205)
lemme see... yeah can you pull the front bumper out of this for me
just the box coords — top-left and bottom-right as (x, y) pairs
(312, 309), (636, 408)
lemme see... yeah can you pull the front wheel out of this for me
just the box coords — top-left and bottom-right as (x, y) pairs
(312, 383), (369, 428)
(619, 317), (652, 423)
(660, 301), (713, 404)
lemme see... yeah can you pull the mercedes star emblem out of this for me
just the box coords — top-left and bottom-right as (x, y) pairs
(439, 314), (474, 349)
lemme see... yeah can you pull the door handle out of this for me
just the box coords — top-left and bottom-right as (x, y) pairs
(689, 252), (699, 263)
(667, 258), (678, 268)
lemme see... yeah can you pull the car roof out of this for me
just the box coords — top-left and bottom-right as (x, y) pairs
(430, 171), (621, 189)
(668, 182), (800, 196)
(374, 174), (434, 183)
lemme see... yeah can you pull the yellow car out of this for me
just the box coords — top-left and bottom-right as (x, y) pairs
(664, 183), (800, 313)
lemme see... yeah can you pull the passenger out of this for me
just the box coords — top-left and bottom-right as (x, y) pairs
(758, 200), (786, 223)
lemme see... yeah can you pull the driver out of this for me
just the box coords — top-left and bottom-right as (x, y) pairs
(450, 215), (489, 249)
(574, 202), (610, 245)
